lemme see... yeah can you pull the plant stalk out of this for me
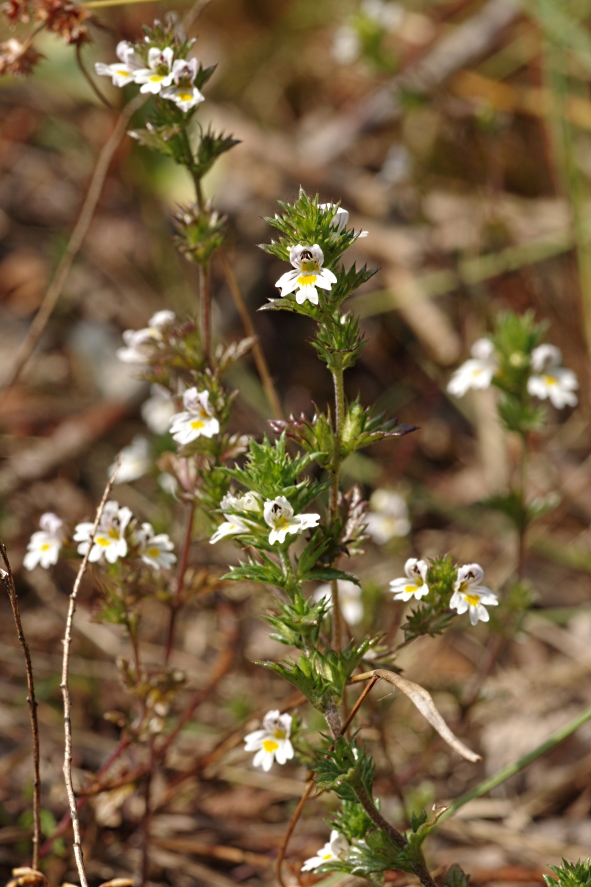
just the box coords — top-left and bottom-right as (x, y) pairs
(330, 363), (346, 653)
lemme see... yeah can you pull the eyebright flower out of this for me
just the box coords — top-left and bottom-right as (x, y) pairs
(210, 490), (260, 544)
(447, 338), (497, 397)
(134, 46), (175, 94)
(244, 710), (294, 771)
(319, 203), (368, 238)
(169, 388), (220, 445)
(161, 58), (204, 111)
(275, 244), (337, 306)
(117, 310), (175, 364)
(301, 831), (350, 871)
(366, 489), (410, 545)
(73, 501), (132, 564)
(313, 579), (363, 625)
(95, 40), (143, 87)
(332, 25), (360, 64)
(135, 523), (176, 570)
(141, 384), (177, 434)
(450, 563), (498, 626)
(23, 513), (64, 570)
(263, 496), (320, 545)
(527, 345), (578, 409)
(110, 436), (151, 484)
(390, 558), (430, 601)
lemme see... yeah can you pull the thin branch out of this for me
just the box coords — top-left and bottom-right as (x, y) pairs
(275, 781), (315, 887)
(217, 249), (283, 420)
(61, 457), (121, 887)
(75, 44), (115, 110)
(0, 543), (41, 869)
(0, 94), (145, 406)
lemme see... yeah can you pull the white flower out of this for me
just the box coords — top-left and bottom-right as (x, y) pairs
(73, 501), (132, 564)
(110, 436), (151, 484)
(366, 489), (410, 545)
(244, 710), (294, 771)
(313, 580), (363, 625)
(95, 40), (144, 87)
(275, 244), (337, 306)
(23, 513), (64, 570)
(332, 25), (360, 64)
(527, 345), (578, 409)
(447, 338), (497, 397)
(210, 490), (261, 544)
(135, 523), (176, 570)
(263, 496), (320, 545)
(160, 58), (205, 111)
(531, 343), (562, 373)
(141, 384), (177, 434)
(117, 310), (175, 364)
(319, 203), (368, 238)
(158, 472), (178, 496)
(301, 831), (350, 871)
(169, 388), (220, 445)
(450, 563), (498, 626)
(134, 46), (175, 94)
(390, 558), (429, 602)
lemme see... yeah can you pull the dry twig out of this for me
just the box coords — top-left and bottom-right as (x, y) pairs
(0, 544), (41, 870)
(61, 456), (121, 887)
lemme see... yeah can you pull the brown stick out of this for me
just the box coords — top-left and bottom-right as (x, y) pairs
(0, 94), (144, 405)
(200, 263), (212, 367)
(0, 543), (41, 869)
(217, 249), (283, 419)
(61, 457), (121, 887)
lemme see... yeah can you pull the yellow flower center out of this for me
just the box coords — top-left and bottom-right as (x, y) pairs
(262, 739), (279, 753)
(464, 593), (480, 607)
(405, 583), (418, 594)
(41, 543), (50, 551)
(108, 528), (120, 539)
(273, 728), (287, 740)
(96, 536), (111, 547)
(149, 74), (165, 82)
(297, 273), (318, 287)
(147, 547), (160, 558)
(177, 92), (193, 102)
(191, 419), (205, 430)
(322, 853), (333, 860)
(543, 375), (557, 386)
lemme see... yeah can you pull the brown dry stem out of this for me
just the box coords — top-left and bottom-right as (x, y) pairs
(0, 543), (41, 870)
(60, 456), (121, 887)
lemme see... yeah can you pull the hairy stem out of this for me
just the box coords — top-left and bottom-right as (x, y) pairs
(353, 784), (437, 887)
(517, 431), (528, 581)
(0, 543), (41, 870)
(330, 363), (346, 653)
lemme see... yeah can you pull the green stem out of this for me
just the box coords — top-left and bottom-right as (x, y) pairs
(330, 363), (345, 653)
(517, 432), (529, 581)
(199, 263), (211, 366)
(439, 701), (591, 822)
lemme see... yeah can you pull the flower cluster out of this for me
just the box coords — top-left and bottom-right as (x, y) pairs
(24, 502), (176, 572)
(244, 710), (294, 771)
(391, 558), (498, 625)
(448, 338), (578, 409)
(95, 40), (205, 111)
